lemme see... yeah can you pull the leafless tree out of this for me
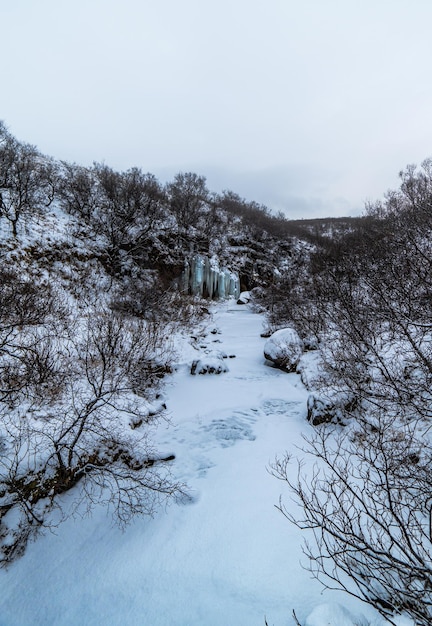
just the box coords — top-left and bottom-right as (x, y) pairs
(58, 161), (99, 223)
(271, 160), (432, 624)
(0, 124), (56, 237)
(272, 414), (432, 625)
(91, 164), (166, 273)
(166, 172), (209, 232)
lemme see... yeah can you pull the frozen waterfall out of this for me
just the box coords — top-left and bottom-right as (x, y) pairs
(182, 256), (240, 299)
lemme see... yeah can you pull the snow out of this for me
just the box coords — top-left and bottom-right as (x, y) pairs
(263, 327), (304, 371)
(0, 302), (400, 626)
(305, 603), (369, 626)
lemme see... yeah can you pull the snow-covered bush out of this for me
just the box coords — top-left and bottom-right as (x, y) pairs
(273, 161), (432, 625)
(263, 328), (303, 371)
(0, 295), (185, 566)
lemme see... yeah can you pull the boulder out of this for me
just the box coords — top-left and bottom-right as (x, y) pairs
(263, 328), (303, 371)
(190, 353), (229, 375)
(237, 291), (251, 305)
(307, 390), (358, 426)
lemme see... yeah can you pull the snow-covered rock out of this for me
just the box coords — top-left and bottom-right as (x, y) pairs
(190, 352), (229, 375)
(307, 389), (358, 426)
(302, 335), (319, 351)
(236, 291), (251, 304)
(263, 327), (303, 371)
(295, 350), (322, 389)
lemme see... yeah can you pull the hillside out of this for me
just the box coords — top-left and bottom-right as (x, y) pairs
(0, 123), (314, 573)
(2, 124), (430, 625)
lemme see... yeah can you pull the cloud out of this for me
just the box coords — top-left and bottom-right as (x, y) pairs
(201, 165), (354, 219)
(2, 0), (432, 218)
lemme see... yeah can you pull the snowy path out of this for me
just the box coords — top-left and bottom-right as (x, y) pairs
(0, 302), (383, 626)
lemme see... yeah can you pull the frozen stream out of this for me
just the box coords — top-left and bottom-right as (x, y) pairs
(0, 302), (387, 626)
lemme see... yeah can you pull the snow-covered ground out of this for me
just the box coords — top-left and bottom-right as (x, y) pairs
(0, 301), (408, 626)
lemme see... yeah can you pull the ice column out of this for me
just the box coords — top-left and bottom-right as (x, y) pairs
(181, 255), (240, 299)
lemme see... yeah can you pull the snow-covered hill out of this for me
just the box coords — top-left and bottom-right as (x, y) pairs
(1, 124), (425, 626)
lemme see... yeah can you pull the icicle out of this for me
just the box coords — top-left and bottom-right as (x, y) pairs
(191, 255), (204, 295)
(217, 271), (225, 298)
(180, 255), (240, 300)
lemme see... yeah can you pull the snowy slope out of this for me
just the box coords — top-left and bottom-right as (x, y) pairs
(0, 302), (407, 626)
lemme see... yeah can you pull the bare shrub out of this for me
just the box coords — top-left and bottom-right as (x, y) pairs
(272, 414), (432, 625)
(0, 310), (185, 566)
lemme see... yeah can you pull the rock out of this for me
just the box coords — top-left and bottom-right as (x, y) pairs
(237, 291), (251, 305)
(263, 328), (303, 371)
(260, 328), (273, 338)
(307, 389), (358, 426)
(295, 350), (321, 389)
(302, 335), (319, 351)
(190, 353), (229, 375)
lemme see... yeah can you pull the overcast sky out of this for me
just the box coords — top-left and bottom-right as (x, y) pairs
(3, 0), (432, 218)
